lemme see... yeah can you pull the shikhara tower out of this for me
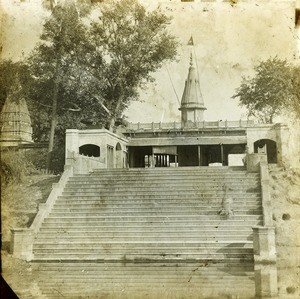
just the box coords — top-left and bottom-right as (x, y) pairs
(179, 53), (206, 126)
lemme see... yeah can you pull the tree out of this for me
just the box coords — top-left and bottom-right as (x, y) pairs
(232, 57), (296, 123)
(27, 0), (177, 172)
(28, 1), (103, 171)
(91, 0), (178, 128)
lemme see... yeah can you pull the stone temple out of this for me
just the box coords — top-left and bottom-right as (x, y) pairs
(66, 54), (288, 170)
(9, 54), (283, 298)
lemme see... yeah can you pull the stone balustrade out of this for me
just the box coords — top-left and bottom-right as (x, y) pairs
(127, 120), (255, 131)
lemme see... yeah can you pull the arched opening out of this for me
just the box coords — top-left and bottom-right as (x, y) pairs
(254, 139), (277, 164)
(79, 144), (100, 157)
(116, 142), (122, 151)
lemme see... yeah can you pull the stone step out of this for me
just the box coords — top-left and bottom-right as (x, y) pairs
(38, 226), (254, 233)
(54, 202), (261, 211)
(57, 194), (262, 200)
(75, 176), (259, 183)
(62, 189), (260, 199)
(63, 185), (260, 192)
(38, 227), (252, 237)
(40, 222), (262, 229)
(49, 207), (262, 214)
(32, 253), (253, 262)
(68, 177), (260, 184)
(43, 215), (262, 223)
(33, 245), (253, 252)
(48, 209), (262, 216)
(90, 166), (246, 172)
(34, 236), (253, 243)
(88, 169), (250, 176)
(86, 172), (257, 178)
(33, 241), (253, 249)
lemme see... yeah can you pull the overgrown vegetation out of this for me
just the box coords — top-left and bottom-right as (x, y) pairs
(0, 150), (37, 185)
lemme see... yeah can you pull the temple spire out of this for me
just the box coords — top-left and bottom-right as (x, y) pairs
(179, 52), (206, 126)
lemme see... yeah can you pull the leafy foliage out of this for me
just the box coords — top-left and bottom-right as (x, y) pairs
(91, 0), (178, 127)
(232, 57), (297, 123)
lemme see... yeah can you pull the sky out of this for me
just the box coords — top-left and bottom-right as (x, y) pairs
(1, 0), (297, 123)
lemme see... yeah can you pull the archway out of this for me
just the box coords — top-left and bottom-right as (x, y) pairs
(116, 143), (122, 151)
(254, 139), (277, 163)
(79, 144), (100, 157)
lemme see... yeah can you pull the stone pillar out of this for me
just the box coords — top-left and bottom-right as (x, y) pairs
(65, 129), (79, 164)
(253, 227), (276, 262)
(197, 145), (201, 166)
(10, 228), (34, 261)
(260, 162), (273, 226)
(254, 263), (278, 298)
(253, 226), (278, 298)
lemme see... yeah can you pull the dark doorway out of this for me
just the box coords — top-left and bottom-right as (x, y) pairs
(177, 145), (199, 166)
(79, 144), (100, 157)
(107, 145), (114, 168)
(200, 145), (222, 166)
(128, 146), (152, 168)
(254, 139), (277, 163)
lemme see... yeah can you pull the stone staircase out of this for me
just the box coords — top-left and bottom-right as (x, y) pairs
(32, 166), (262, 262)
(33, 261), (255, 299)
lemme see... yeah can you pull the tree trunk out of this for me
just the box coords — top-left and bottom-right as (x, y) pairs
(46, 79), (59, 172)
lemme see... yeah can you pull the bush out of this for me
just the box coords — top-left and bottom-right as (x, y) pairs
(0, 149), (36, 185)
(25, 148), (48, 170)
(49, 144), (65, 174)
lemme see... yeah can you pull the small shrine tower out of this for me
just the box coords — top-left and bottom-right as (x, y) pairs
(0, 81), (33, 147)
(179, 53), (206, 126)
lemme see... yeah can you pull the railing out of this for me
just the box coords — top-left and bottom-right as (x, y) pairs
(126, 120), (255, 131)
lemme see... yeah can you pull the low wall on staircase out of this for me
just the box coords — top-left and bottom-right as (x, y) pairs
(248, 153), (278, 298)
(66, 151), (106, 174)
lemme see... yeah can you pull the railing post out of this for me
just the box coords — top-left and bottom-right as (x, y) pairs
(252, 227), (278, 298)
(10, 228), (34, 261)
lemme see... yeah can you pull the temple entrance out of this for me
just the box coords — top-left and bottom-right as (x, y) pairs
(128, 146), (178, 168)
